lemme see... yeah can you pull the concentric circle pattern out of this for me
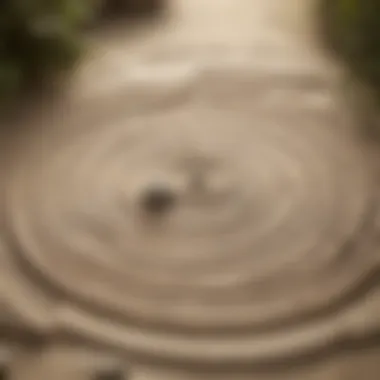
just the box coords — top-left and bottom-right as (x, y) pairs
(4, 62), (380, 368)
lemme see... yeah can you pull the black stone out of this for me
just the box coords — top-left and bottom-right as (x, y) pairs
(94, 368), (125, 380)
(141, 185), (176, 215)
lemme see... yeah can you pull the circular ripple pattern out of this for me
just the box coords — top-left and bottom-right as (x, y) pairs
(4, 77), (379, 366)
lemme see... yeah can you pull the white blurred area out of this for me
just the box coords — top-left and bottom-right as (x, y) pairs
(164, 0), (317, 44)
(74, 0), (324, 101)
(92, 0), (318, 45)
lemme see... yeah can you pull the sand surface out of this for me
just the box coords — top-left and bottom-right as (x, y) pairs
(2, 1), (380, 379)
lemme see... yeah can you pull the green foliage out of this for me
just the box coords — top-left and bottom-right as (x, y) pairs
(319, 0), (380, 100)
(0, 0), (96, 99)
